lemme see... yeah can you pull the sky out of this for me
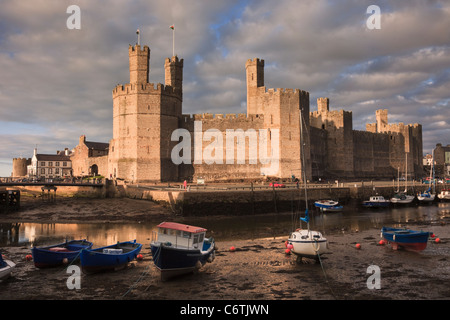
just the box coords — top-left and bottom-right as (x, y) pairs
(1, 0), (449, 176)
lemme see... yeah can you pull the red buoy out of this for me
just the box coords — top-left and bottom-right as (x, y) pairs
(435, 238), (441, 243)
(378, 240), (385, 245)
(25, 254), (33, 261)
(137, 254), (143, 261)
(229, 246), (236, 252)
(285, 249), (291, 255)
(355, 243), (361, 249)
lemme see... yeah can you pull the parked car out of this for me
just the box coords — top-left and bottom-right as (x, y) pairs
(269, 182), (285, 188)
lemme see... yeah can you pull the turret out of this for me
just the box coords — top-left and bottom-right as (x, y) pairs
(164, 55), (184, 99)
(129, 45), (150, 84)
(246, 58), (265, 114)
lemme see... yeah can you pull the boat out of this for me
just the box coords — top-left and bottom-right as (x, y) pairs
(391, 153), (415, 205)
(362, 195), (390, 208)
(314, 200), (343, 212)
(438, 189), (450, 201)
(80, 240), (142, 274)
(287, 108), (328, 260)
(31, 239), (93, 268)
(418, 150), (436, 203)
(0, 253), (16, 280)
(150, 222), (216, 281)
(381, 227), (430, 251)
(390, 192), (415, 205)
(417, 189), (435, 203)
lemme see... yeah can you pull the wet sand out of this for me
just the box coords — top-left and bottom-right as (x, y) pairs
(0, 196), (449, 301)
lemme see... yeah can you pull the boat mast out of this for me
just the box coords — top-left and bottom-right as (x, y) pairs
(299, 107), (309, 230)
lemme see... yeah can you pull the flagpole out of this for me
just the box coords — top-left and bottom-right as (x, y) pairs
(136, 29), (140, 45)
(172, 26), (175, 57)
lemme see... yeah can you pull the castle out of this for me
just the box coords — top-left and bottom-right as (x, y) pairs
(13, 43), (424, 182)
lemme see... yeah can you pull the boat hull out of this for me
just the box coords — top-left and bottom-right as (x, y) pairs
(31, 240), (93, 268)
(80, 241), (142, 274)
(417, 193), (435, 202)
(151, 240), (215, 281)
(362, 201), (390, 208)
(381, 227), (430, 252)
(390, 193), (415, 205)
(314, 200), (343, 212)
(0, 260), (16, 280)
(288, 230), (328, 259)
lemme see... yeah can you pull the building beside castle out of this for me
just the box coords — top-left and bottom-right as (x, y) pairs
(15, 42), (424, 182)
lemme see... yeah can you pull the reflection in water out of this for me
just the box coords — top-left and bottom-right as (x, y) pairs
(1, 201), (449, 247)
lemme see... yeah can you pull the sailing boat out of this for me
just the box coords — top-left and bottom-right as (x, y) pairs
(390, 153), (415, 205)
(418, 150), (436, 203)
(287, 108), (328, 260)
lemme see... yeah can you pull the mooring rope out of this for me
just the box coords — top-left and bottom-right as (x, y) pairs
(122, 245), (161, 297)
(314, 242), (338, 299)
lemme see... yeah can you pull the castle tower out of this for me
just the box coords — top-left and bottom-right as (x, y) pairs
(109, 44), (183, 182)
(375, 109), (388, 133)
(317, 97), (329, 113)
(165, 56), (183, 97)
(129, 45), (150, 84)
(246, 58), (265, 115)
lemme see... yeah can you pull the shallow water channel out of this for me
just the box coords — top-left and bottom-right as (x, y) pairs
(1, 201), (449, 248)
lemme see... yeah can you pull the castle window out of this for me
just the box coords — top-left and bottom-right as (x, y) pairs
(48, 162), (53, 167)
(322, 124), (325, 130)
(63, 162), (67, 167)
(41, 162), (45, 166)
(271, 115), (273, 125)
(56, 162), (60, 167)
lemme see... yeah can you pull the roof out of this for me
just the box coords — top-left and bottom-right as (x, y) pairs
(84, 141), (109, 150)
(36, 154), (71, 161)
(157, 222), (207, 233)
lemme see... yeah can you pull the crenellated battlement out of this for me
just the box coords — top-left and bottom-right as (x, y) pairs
(112, 82), (181, 97)
(245, 58), (265, 67)
(181, 113), (264, 124)
(262, 87), (308, 97)
(129, 44), (149, 53)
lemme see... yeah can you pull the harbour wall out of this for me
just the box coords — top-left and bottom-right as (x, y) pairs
(121, 183), (446, 216)
(8, 181), (447, 216)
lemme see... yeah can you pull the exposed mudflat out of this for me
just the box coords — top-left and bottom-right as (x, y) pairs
(0, 196), (449, 302)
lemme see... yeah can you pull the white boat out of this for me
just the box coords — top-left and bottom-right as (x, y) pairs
(362, 195), (390, 208)
(417, 190), (435, 203)
(390, 192), (415, 204)
(391, 153), (415, 205)
(438, 189), (450, 201)
(289, 228), (328, 258)
(314, 200), (343, 212)
(418, 150), (436, 203)
(0, 254), (16, 280)
(287, 108), (328, 260)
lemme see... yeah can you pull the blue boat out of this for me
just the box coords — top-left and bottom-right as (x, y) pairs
(381, 227), (430, 252)
(80, 240), (142, 274)
(314, 200), (343, 212)
(151, 222), (215, 281)
(362, 196), (390, 208)
(31, 239), (93, 268)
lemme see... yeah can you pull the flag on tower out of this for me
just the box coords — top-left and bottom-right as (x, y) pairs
(169, 25), (174, 30)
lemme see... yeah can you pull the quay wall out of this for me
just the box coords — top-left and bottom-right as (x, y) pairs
(121, 183), (445, 216)
(10, 182), (448, 216)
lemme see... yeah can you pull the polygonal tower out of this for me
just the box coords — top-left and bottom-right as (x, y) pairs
(109, 44), (183, 182)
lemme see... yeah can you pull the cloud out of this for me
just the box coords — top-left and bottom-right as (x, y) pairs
(1, 0), (450, 176)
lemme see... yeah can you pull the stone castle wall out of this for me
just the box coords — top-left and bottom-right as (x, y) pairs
(52, 44), (423, 183)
